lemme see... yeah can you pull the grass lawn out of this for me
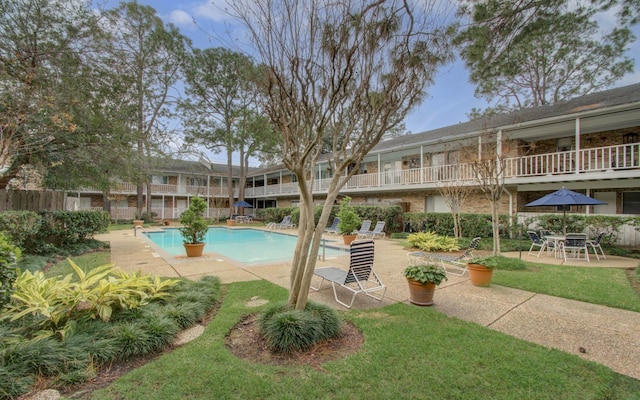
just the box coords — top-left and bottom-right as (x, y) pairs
(90, 280), (640, 400)
(493, 263), (640, 312)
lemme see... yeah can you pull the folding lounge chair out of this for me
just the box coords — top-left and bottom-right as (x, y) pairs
(267, 215), (292, 230)
(365, 221), (386, 239)
(324, 217), (340, 235)
(406, 237), (481, 276)
(354, 220), (372, 239)
(311, 240), (386, 308)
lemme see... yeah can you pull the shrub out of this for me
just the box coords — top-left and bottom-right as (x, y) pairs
(38, 210), (110, 246)
(406, 231), (459, 252)
(0, 232), (21, 309)
(178, 196), (209, 244)
(0, 210), (42, 248)
(337, 196), (361, 234)
(1, 260), (180, 337)
(0, 275), (220, 398)
(258, 301), (341, 353)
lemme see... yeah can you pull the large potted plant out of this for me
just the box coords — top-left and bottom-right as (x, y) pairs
(466, 255), (499, 287)
(336, 196), (361, 245)
(178, 196), (210, 257)
(403, 264), (448, 306)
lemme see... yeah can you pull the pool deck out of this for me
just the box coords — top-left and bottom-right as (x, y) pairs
(95, 227), (640, 381)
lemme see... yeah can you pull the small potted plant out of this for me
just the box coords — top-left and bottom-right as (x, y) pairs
(178, 196), (210, 257)
(466, 255), (500, 287)
(336, 196), (361, 245)
(403, 264), (448, 306)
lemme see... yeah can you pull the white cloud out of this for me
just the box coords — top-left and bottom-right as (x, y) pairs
(168, 10), (195, 29)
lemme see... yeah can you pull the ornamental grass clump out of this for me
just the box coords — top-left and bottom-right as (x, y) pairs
(258, 301), (341, 353)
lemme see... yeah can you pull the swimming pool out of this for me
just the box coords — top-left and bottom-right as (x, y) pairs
(144, 228), (346, 265)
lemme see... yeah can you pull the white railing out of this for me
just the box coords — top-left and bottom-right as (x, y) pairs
(505, 150), (575, 177)
(580, 143), (640, 172)
(76, 143), (639, 197)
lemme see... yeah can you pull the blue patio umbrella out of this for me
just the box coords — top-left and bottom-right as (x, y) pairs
(525, 188), (606, 233)
(233, 200), (253, 208)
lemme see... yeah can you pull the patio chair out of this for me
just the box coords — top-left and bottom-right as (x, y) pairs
(267, 215), (293, 230)
(311, 240), (386, 309)
(324, 217), (340, 235)
(365, 221), (386, 239)
(527, 231), (547, 257)
(354, 220), (372, 239)
(587, 232), (607, 260)
(276, 215), (295, 229)
(406, 237), (481, 276)
(559, 233), (590, 264)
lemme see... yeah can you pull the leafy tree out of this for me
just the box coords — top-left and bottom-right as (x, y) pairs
(230, 0), (454, 310)
(103, 2), (190, 217)
(456, 0), (635, 112)
(180, 47), (271, 215)
(0, 0), (106, 188)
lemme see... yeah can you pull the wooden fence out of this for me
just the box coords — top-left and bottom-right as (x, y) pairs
(0, 190), (66, 212)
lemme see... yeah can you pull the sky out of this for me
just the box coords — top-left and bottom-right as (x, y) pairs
(101, 0), (640, 165)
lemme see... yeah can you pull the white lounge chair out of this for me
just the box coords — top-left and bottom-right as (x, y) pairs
(324, 217), (340, 235)
(354, 220), (372, 238)
(365, 221), (386, 239)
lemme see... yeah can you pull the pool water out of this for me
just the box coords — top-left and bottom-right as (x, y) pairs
(144, 228), (346, 265)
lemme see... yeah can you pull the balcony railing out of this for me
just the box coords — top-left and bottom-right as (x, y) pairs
(78, 142), (638, 198)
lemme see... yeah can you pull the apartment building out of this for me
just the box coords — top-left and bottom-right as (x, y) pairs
(75, 83), (640, 233)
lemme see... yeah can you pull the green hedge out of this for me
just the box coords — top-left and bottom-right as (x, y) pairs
(403, 212), (513, 238)
(524, 214), (633, 245)
(0, 210), (109, 254)
(0, 210), (42, 248)
(0, 232), (21, 309)
(39, 210), (110, 245)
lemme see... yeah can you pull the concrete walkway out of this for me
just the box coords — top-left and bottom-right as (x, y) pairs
(95, 228), (640, 380)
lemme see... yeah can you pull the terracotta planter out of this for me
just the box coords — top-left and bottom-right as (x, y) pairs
(163, 220), (171, 226)
(406, 278), (437, 306)
(467, 263), (494, 287)
(184, 243), (205, 257)
(133, 220), (144, 227)
(226, 219), (235, 226)
(343, 234), (357, 245)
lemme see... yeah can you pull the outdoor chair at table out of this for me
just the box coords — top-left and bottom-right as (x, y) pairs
(559, 233), (590, 263)
(527, 231), (547, 257)
(587, 232), (607, 260)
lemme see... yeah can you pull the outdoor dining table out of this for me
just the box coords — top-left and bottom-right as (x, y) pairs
(543, 235), (566, 258)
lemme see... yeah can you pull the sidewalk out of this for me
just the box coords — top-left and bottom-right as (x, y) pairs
(95, 229), (640, 380)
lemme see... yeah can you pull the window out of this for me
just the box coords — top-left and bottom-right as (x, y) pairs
(556, 137), (573, 152)
(188, 177), (206, 186)
(151, 175), (168, 184)
(622, 192), (640, 214)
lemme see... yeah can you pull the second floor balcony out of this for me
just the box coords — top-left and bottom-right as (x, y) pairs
(77, 142), (639, 198)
